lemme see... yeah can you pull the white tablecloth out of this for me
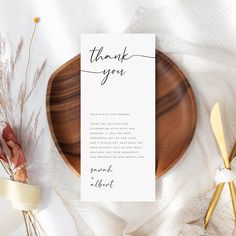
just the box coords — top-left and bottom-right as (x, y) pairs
(0, 0), (236, 235)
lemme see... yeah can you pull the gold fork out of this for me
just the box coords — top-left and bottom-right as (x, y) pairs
(204, 103), (236, 228)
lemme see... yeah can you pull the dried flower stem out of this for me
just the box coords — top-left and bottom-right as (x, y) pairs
(28, 210), (46, 236)
(25, 22), (37, 85)
(19, 21), (38, 136)
(22, 211), (30, 236)
(0, 160), (11, 177)
(28, 213), (39, 236)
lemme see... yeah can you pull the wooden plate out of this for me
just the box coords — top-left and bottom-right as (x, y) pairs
(46, 50), (197, 177)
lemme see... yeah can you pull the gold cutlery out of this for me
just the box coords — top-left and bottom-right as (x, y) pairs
(204, 102), (236, 228)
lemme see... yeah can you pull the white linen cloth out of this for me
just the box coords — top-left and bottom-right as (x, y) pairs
(1, 0), (236, 235)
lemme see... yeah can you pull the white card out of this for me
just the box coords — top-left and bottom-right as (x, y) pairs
(81, 34), (156, 201)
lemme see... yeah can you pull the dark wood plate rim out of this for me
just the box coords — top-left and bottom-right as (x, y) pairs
(156, 51), (197, 177)
(46, 50), (197, 178)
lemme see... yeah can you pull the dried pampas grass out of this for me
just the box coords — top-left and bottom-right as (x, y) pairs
(0, 17), (47, 236)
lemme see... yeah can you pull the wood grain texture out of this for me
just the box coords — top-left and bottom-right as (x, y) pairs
(46, 50), (197, 177)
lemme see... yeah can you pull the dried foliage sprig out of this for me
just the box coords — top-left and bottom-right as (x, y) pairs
(0, 122), (45, 236)
(0, 16), (46, 236)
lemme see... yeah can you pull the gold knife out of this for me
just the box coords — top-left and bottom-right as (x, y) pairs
(204, 103), (236, 228)
(205, 141), (236, 228)
(210, 103), (230, 168)
(229, 142), (236, 163)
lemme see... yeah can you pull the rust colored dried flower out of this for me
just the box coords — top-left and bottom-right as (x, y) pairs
(0, 141), (8, 163)
(2, 122), (26, 169)
(2, 122), (20, 146)
(13, 166), (28, 183)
